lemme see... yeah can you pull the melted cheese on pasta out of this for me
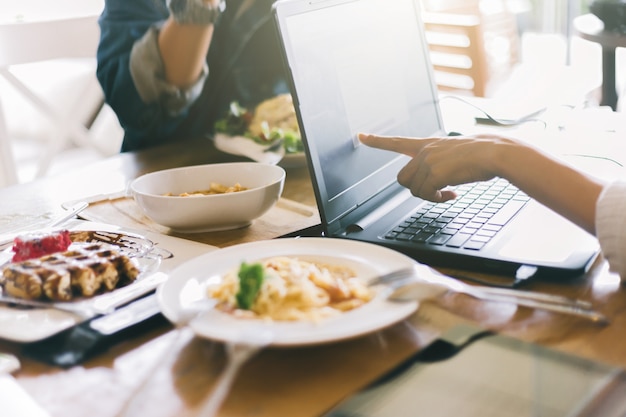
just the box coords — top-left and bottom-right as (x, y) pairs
(208, 256), (374, 322)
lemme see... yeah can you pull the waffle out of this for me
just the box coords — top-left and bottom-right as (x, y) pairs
(1, 243), (140, 301)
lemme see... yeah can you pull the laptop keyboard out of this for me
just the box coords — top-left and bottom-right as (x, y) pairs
(384, 178), (530, 251)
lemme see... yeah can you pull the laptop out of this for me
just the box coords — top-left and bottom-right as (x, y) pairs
(271, 0), (600, 281)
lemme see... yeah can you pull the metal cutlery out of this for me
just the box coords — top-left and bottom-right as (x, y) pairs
(174, 299), (272, 417)
(195, 327), (273, 417)
(49, 201), (89, 227)
(369, 266), (592, 308)
(441, 95), (547, 127)
(116, 296), (271, 417)
(0, 201), (88, 249)
(68, 190), (130, 207)
(369, 264), (609, 325)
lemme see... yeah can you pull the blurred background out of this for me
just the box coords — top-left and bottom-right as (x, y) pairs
(0, 0), (623, 186)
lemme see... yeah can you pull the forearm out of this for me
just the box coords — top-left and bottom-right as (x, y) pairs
(494, 140), (605, 234)
(158, 18), (214, 87)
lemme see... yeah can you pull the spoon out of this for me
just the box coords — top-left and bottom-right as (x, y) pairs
(373, 265), (609, 325)
(49, 201), (88, 227)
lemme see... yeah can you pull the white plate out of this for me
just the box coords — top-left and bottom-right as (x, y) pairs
(0, 229), (155, 259)
(157, 237), (419, 347)
(214, 133), (306, 168)
(0, 227), (163, 343)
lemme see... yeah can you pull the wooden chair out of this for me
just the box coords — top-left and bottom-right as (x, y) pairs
(421, 0), (520, 97)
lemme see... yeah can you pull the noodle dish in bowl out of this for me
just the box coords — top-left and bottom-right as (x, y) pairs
(130, 162), (285, 233)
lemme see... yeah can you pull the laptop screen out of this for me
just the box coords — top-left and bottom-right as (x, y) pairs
(274, 0), (444, 226)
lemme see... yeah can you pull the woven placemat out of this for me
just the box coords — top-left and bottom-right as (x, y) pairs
(72, 195), (321, 248)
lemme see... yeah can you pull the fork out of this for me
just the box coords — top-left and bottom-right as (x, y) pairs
(368, 266), (592, 308)
(369, 264), (609, 324)
(195, 328), (273, 417)
(117, 297), (272, 417)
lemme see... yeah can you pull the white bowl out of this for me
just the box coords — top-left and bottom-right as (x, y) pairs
(130, 162), (285, 233)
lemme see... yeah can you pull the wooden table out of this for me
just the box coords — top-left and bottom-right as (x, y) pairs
(574, 13), (626, 110)
(1, 136), (626, 417)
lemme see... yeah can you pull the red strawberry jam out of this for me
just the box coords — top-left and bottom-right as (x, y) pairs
(11, 230), (72, 262)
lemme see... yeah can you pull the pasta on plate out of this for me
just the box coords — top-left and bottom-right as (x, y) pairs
(208, 256), (374, 322)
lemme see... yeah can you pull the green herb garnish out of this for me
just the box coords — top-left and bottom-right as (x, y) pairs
(235, 262), (265, 310)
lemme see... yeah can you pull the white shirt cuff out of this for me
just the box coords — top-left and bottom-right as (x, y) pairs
(596, 179), (626, 278)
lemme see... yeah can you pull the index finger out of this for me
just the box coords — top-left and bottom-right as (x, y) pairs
(358, 133), (434, 157)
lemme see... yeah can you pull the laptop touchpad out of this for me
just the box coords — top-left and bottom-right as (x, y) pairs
(496, 203), (590, 263)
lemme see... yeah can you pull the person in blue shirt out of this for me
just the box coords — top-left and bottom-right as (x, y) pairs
(97, 0), (287, 152)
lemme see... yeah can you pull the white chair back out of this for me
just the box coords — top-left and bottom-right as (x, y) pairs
(0, 12), (103, 180)
(0, 15), (100, 67)
(0, 97), (18, 187)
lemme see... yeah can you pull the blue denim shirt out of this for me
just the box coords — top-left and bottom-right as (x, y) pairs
(97, 0), (288, 152)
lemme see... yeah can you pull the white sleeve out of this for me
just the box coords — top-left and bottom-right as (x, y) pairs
(596, 180), (626, 279)
(129, 24), (208, 115)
